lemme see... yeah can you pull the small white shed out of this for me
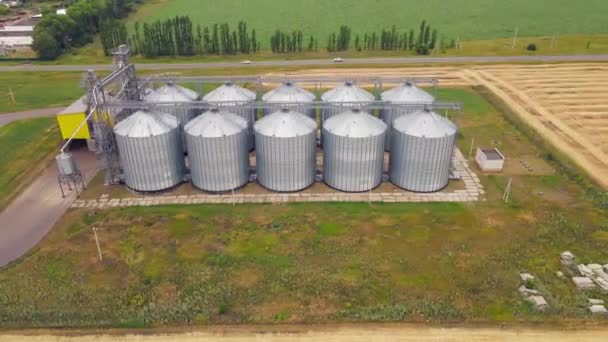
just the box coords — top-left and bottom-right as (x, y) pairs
(475, 147), (504, 171)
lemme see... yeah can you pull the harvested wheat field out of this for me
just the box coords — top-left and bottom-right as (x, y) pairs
(463, 63), (608, 188)
(270, 63), (608, 188)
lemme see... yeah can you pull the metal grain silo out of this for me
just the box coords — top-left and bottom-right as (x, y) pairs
(144, 83), (200, 151)
(323, 109), (387, 192)
(144, 83), (200, 125)
(203, 82), (257, 149)
(262, 82), (316, 119)
(114, 110), (185, 192)
(184, 108), (250, 192)
(389, 109), (457, 192)
(380, 82), (434, 151)
(254, 108), (317, 192)
(321, 81), (375, 122)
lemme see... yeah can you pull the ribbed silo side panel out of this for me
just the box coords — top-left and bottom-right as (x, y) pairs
(228, 105), (256, 150)
(116, 129), (185, 192)
(255, 132), (316, 192)
(380, 105), (425, 151)
(389, 130), (456, 192)
(322, 131), (385, 192)
(187, 130), (250, 192)
(201, 104), (256, 150)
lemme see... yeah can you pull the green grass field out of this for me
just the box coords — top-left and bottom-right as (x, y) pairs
(0, 118), (60, 210)
(131, 0), (608, 45)
(0, 72), (84, 114)
(1, 87), (607, 327)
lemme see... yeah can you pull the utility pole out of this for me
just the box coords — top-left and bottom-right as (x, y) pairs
(232, 188), (235, 207)
(502, 177), (513, 203)
(511, 27), (519, 49)
(92, 226), (103, 262)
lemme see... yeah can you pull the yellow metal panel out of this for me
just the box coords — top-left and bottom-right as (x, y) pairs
(56, 112), (91, 139)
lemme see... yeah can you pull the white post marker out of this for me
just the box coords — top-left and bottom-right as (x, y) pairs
(502, 177), (513, 203)
(92, 226), (103, 262)
(8, 88), (15, 104)
(468, 137), (475, 160)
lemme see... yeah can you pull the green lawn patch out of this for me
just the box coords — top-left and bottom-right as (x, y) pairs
(0, 117), (60, 210)
(0, 72), (85, 114)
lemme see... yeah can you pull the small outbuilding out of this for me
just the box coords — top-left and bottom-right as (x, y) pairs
(475, 147), (504, 171)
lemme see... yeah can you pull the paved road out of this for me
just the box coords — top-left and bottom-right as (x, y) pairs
(0, 150), (98, 268)
(0, 106), (66, 127)
(1, 54), (608, 72)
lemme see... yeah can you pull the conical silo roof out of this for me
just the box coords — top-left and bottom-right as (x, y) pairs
(393, 109), (457, 138)
(144, 83), (199, 102)
(254, 108), (316, 138)
(381, 82), (434, 103)
(184, 108), (248, 138)
(324, 109), (387, 137)
(203, 82), (256, 102)
(321, 82), (375, 102)
(114, 110), (179, 137)
(262, 82), (316, 102)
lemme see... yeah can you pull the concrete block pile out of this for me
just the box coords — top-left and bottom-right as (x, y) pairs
(518, 272), (548, 311)
(560, 251), (608, 315)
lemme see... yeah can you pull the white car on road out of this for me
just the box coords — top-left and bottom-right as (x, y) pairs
(241, 60), (252, 64)
(333, 57), (344, 63)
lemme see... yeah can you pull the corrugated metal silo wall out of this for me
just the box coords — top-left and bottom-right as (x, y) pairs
(220, 104), (256, 150)
(116, 129), (185, 191)
(186, 130), (250, 192)
(389, 129), (456, 192)
(322, 130), (386, 192)
(255, 132), (317, 192)
(154, 105), (199, 151)
(380, 105), (426, 151)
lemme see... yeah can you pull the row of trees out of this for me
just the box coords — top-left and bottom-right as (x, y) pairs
(328, 21), (440, 55)
(103, 18), (262, 57)
(32, 0), (141, 60)
(33, 5), (446, 60)
(270, 30), (318, 53)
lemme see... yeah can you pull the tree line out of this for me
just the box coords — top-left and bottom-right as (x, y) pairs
(33, 5), (450, 60)
(32, 0), (141, 60)
(101, 18), (261, 57)
(332, 21), (441, 55)
(270, 30), (318, 53)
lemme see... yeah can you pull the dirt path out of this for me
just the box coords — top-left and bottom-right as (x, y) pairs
(0, 150), (99, 267)
(2, 325), (608, 341)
